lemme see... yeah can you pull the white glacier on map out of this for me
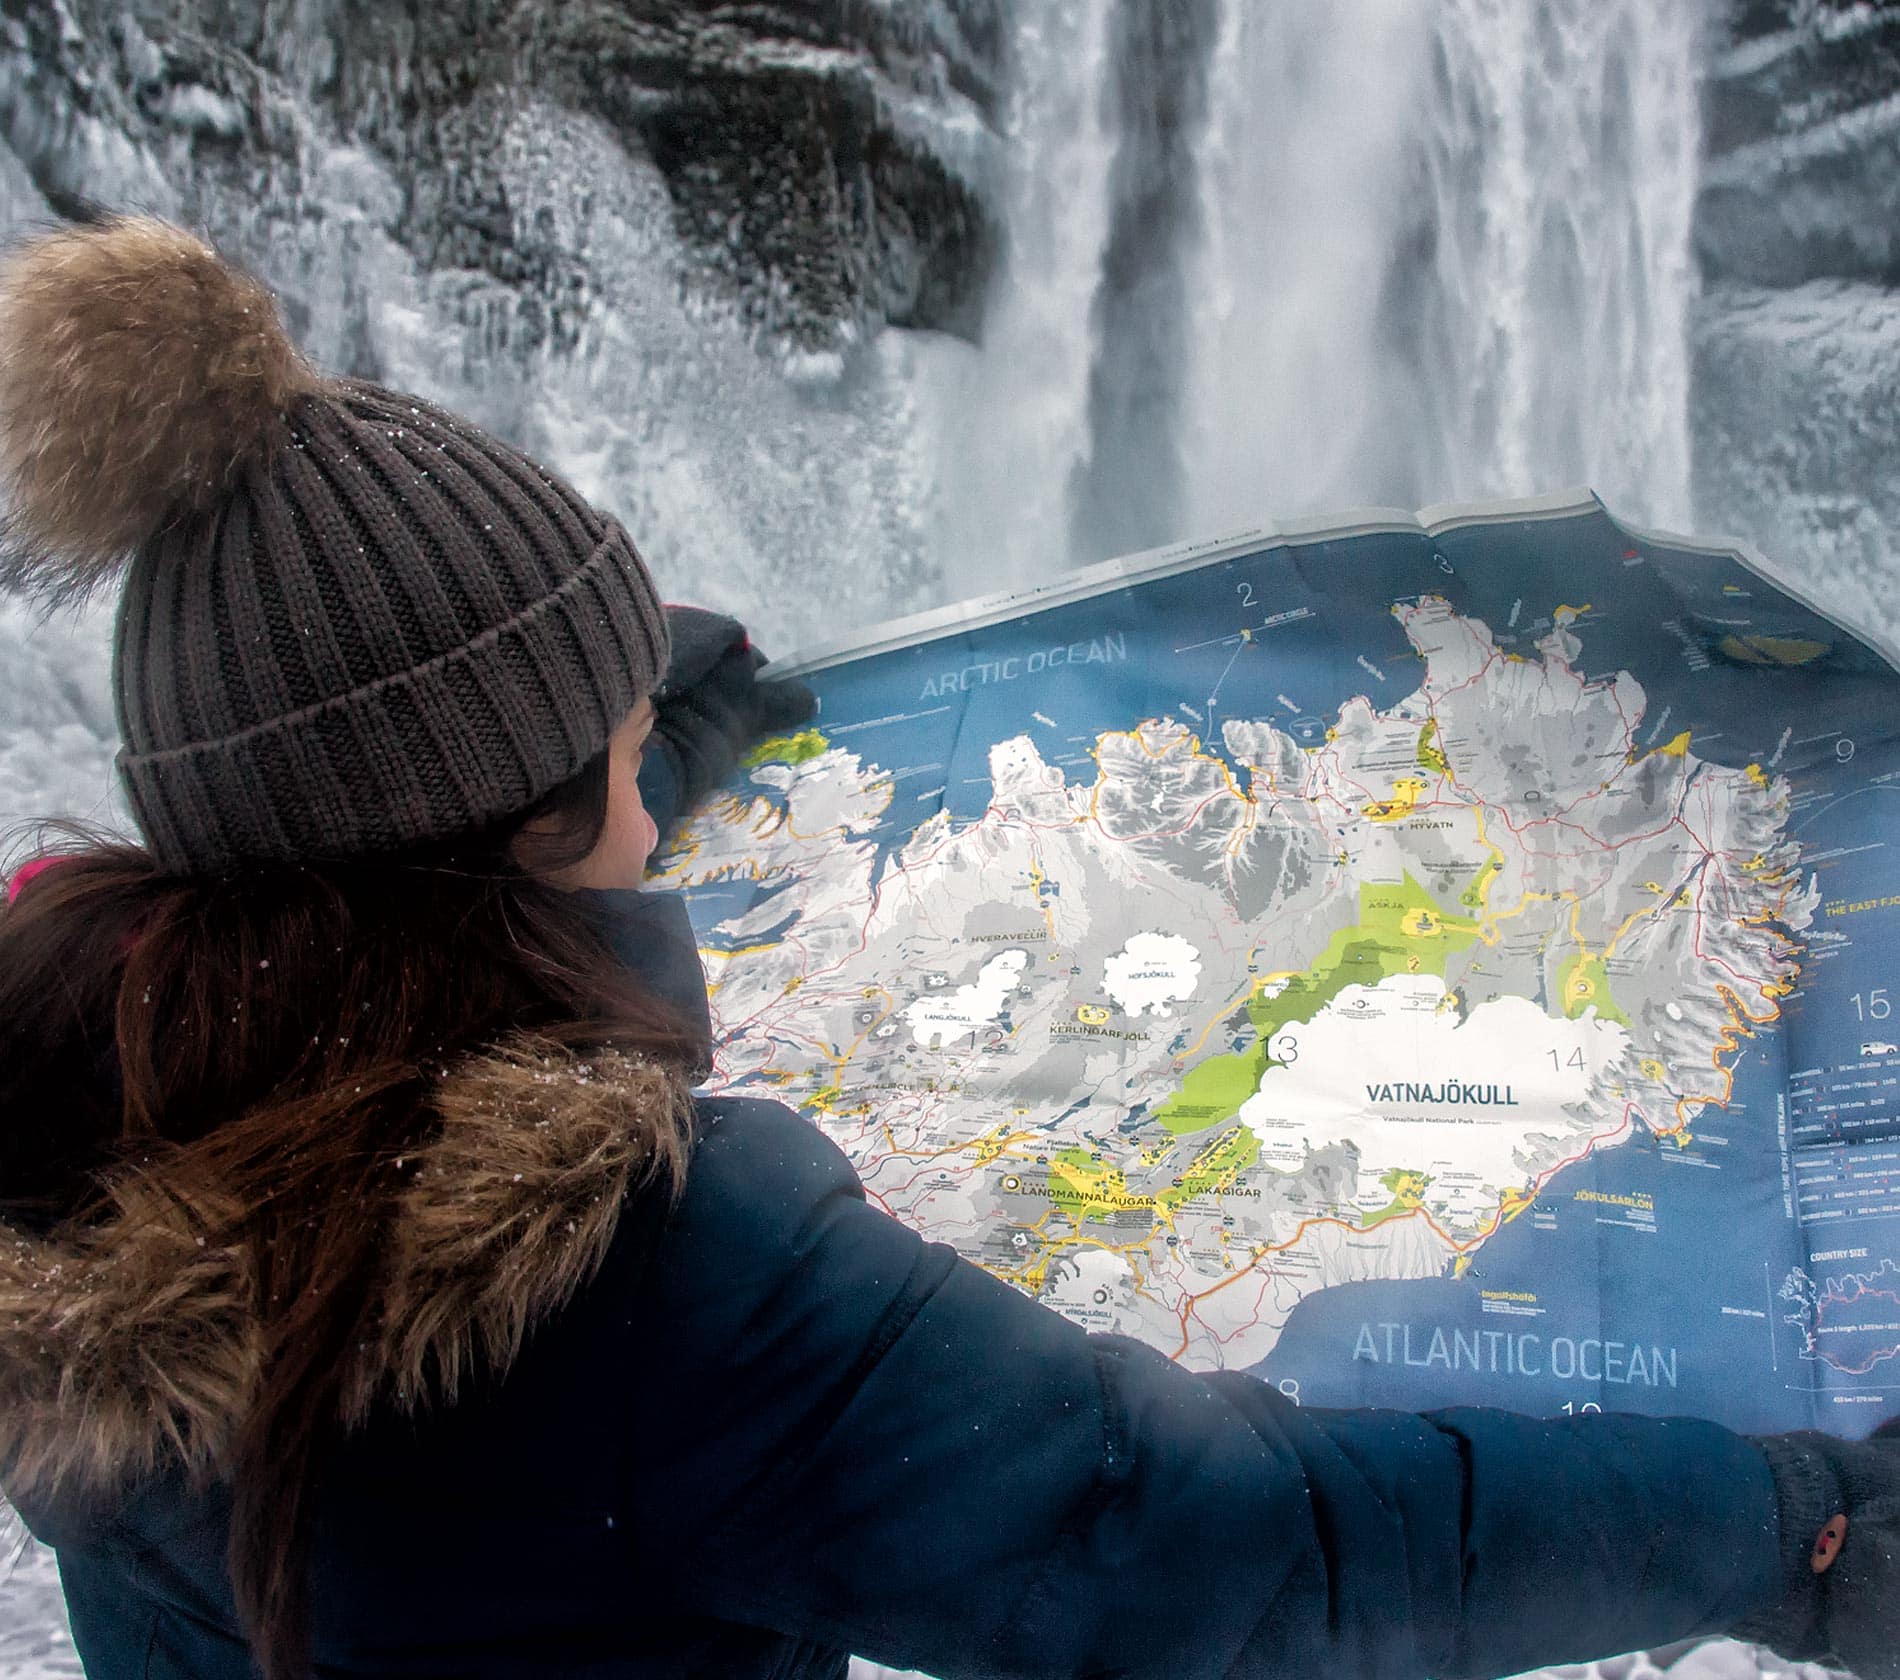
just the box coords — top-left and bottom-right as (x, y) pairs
(905, 951), (1032, 1048)
(1101, 933), (1204, 1018)
(1242, 976), (1629, 1235)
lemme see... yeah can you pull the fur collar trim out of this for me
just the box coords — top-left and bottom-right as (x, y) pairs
(0, 1039), (690, 1516)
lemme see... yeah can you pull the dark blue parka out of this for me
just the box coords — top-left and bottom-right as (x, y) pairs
(7, 881), (1787, 1679)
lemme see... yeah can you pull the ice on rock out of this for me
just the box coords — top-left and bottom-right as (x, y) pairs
(0, 598), (126, 851)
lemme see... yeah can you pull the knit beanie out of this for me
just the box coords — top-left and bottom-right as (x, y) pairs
(0, 215), (669, 872)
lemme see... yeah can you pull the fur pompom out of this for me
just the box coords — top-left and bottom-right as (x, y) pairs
(0, 215), (320, 597)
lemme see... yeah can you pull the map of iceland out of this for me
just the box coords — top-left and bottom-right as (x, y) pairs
(1781, 1258), (1900, 1378)
(660, 577), (1817, 1376)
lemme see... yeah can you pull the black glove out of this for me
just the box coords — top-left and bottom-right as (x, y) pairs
(646, 606), (818, 818)
(1734, 1424), (1900, 1677)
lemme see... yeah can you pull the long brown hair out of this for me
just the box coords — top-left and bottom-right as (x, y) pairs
(0, 752), (702, 1680)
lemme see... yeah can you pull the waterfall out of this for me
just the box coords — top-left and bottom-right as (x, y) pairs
(1182, 0), (1440, 526)
(939, 0), (1707, 580)
(1184, 0), (1706, 533)
(1067, 0), (1222, 565)
(1413, 0), (1704, 526)
(0, 0), (1709, 637)
(922, 0), (1116, 593)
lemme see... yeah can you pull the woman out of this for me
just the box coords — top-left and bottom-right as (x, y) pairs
(0, 215), (1888, 1680)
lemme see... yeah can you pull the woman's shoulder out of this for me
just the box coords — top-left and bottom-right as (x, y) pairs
(615, 1092), (929, 1338)
(678, 1094), (864, 1224)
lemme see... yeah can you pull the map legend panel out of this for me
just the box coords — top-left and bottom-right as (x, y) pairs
(1788, 1058), (1900, 1148)
(1794, 1143), (1900, 1225)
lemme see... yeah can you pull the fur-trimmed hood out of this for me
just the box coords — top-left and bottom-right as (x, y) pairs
(0, 1040), (692, 1522)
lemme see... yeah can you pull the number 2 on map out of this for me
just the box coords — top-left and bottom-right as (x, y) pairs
(1237, 580), (1255, 609)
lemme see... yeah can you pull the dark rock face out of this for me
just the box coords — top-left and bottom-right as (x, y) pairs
(0, 0), (1010, 649)
(3, 0), (1000, 358)
(1698, 0), (1900, 288)
(1693, 0), (1900, 646)
(1694, 279), (1900, 643)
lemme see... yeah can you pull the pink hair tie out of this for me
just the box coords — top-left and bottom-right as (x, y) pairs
(6, 856), (65, 904)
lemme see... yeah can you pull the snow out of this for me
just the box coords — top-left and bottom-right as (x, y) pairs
(849, 1663), (1837, 1680)
(1703, 89), (1900, 183)
(0, 597), (127, 862)
(0, 1537), (82, 1679)
(1715, 4), (1895, 80)
(1693, 280), (1900, 655)
(153, 82), (246, 139)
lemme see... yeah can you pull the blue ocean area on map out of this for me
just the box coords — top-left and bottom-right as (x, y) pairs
(1252, 1034), (1806, 1436)
(677, 494), (1900, 1437)
(1784, 742), (1900, 1148)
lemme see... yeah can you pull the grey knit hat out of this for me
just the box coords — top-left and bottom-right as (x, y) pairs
(0, 216), (668, 872)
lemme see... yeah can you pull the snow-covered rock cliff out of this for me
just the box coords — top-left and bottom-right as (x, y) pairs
(0, 0), (1007, 648)
(1694, 0), (1900, 646)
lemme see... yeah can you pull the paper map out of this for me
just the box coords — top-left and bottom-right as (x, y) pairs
(658, 492), (1900, 1434)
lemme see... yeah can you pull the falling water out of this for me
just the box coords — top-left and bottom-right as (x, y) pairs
(1183, 0), (1706, 533)
(1066, 0), (1222, 564)
(942, 0), (1707, 577)
(1412, 0), (1704, 526)
(1181, 0), (1441, 528)
(924, 0), (1116, 590)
